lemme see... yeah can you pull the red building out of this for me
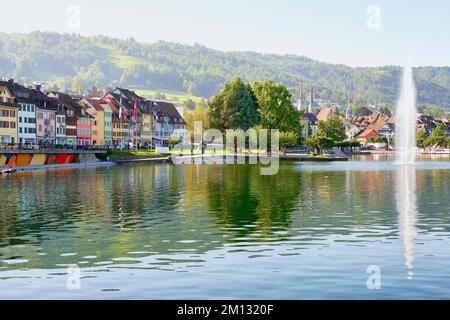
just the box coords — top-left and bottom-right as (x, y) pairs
(354, 129), (382, 143)
(75, 104), (93, 146)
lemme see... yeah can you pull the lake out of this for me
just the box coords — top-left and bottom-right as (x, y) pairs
(1, 155), (450, 299)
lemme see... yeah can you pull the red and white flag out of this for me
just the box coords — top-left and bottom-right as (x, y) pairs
(133, 97), (138, 123)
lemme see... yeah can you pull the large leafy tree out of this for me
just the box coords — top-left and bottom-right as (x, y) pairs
(206, 87), (226, 131)
(315, 115), (347, 142)
(253, 80), (303, 142)
(424, 123), (450, 147)
(207, 77), (259, 131)
(305, 115), (347, 154)
(184, 102), (208, 137)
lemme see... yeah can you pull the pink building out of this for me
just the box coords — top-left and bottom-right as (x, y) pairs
(36, 104), (57, 146)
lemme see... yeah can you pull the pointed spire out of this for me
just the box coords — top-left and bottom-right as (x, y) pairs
(297, 80), (305, 112)
(90, 85), (98, 98)
(346, 99), (353, 121)
(308, 86), (314, 113)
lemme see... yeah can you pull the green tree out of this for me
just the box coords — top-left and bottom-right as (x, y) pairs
(206, 88), (226, 131)
(253, 80), (303, 143)
(424, 123), (449, 147)
(316, 115), (347, 143)
(305, 135), (334, 154)
(71, 78), (84, 95)
(184, 105), (207, 138)
(207, 77), (258, 131)
(279, 131), (298, 155)
(305, 116), (346, 154)
(416, 131), (427, 148)
(368, 136), (388, 144)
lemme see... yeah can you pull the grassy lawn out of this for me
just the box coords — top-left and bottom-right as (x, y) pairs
(110, 150), (166, 158)
(134, 89), (204, 104)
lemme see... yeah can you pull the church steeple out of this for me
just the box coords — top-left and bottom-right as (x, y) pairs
(345, 99), (353, 121)
(308, 86), (314, 113)
(297, 80), (305, 112)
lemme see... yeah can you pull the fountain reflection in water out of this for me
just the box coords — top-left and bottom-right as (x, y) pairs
(395, 65), (418, 280)
(396, 165), (417, 280)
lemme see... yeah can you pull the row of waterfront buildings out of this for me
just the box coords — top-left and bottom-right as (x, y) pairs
(0, 79), (185, 147)
(299, 103), (450, 144)
(295, 83), (450, 144)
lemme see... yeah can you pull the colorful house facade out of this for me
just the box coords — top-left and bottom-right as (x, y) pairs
(76, 106), (92, 146)
(47, 92), (79, 146)
(100, 101), (113, 146)
(56, 113), (67, 145)
(18, 102), (37, 145)
(0, 82), (18, 145)
(11, 84), (38, 145)
(36, 105), (56, 146)
(81, 98), (105, 146)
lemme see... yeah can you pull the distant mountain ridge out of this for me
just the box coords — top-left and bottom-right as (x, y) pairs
(0, 31), (449, 108)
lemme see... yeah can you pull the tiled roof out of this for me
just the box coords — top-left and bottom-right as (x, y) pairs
(84, 98), (104, 112)
(153, 101), (185, 125)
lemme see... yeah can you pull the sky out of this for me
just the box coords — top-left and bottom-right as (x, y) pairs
(0, 0), (449, 67)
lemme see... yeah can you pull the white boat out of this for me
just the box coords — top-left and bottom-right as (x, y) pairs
(0, 168), (17, 175)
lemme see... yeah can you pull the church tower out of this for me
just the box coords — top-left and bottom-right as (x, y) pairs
(345, 99), (353, 121)
(297, 80), (305, 112)
(308, 86), (314, 113)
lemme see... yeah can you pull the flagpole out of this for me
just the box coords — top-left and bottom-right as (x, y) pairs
(120, 116), (123, 150)
(134, 97), (138, 151)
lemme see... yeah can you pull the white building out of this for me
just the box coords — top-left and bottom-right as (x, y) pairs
(17, 102), (37, 144)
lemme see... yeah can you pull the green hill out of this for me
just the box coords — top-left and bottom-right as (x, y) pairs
(0, 31), (449, 108)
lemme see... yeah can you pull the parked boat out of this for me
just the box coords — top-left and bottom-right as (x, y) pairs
(0, 168), (17, 175)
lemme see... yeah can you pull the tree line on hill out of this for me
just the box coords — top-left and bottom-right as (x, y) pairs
(1, 31), (450, 110)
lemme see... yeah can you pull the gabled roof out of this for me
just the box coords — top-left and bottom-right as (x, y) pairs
(357, 107), (373, 117)
(0, 80), (57, 110)
(83, 98), (104, 112)
(355, 128), (381, 139)
(47, 91), (78, 111)
(153, 101), (185, 125)
(315, 106), (340, 122)
(304, 112), (317, 125)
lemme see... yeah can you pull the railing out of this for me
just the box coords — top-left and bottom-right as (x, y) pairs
(0, 143), (112, 152)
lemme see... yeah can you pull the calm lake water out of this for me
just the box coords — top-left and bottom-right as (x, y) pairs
(1, 155), (450, 299)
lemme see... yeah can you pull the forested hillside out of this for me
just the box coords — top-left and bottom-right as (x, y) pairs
(0, 31), (449, 108)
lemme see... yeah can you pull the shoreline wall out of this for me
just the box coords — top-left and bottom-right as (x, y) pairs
(0, 152), (79, 167)
(0, 150), (106, 167)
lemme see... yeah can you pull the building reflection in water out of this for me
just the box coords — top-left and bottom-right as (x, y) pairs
(396, 165), (418, 280)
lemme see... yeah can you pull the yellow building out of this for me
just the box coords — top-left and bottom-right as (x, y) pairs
(141, 111), (153, 143)
(0, 85), (18, 146)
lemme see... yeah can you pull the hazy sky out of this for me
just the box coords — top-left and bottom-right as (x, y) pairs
(1, 0), (448, 67)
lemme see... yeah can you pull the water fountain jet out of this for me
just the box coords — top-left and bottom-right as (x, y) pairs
(395, 64), (418, 280)
(395, 65), (417, 164)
